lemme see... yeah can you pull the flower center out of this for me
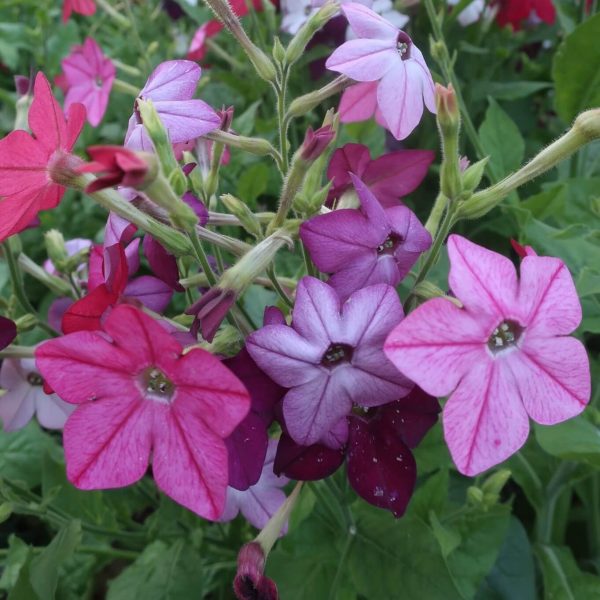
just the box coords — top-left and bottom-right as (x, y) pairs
(27, 373), (43, 386)
(487, 320), (523, 354)
(377, 233), (403, 256)
(142, 367), (175, 402)
(396, 32), (412, 60)
(321, 343), (353, 368)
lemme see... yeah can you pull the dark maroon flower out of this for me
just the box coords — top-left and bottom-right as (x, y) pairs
(78, 146), (152, 193)
(300, 125), (335, 161)
(186, 287), (236, 342)
(0, 316), (17, 351)
(327, 143), (434, 208)
(233, 542), (278, 600)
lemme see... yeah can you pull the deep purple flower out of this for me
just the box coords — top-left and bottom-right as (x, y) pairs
(0, 316), (17, 351)
(327, 143), (434, 208)
(186, 288), (236, 342)
(125, 60), (220, 151)
(233, 542), (278, 600)
(246, 276), (413, 447)
(274, 387), (440, 517)
(220, 440), (290, 530)
(301, 175), (431, 301)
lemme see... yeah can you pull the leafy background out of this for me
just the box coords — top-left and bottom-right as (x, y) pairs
(0, 0), (599, 598)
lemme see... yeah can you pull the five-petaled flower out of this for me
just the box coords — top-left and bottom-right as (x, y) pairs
(36, 304), (251, 519)
(326, 3), (436, 140)
(384, 235), (591, 476)
(0, 73), (85, 242)
(246, 276), (413, 448)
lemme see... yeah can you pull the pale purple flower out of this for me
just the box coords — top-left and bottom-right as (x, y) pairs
(246, 276), (413, 447)
(0, 359), (74, 431)
(301, 174), (431, 301)
(385, 235), (591, 476)
(124, 60), (221, 151)
(326, 3), (436, 140)
(220, 440), (289, 530)
(61, 38), (115, 127)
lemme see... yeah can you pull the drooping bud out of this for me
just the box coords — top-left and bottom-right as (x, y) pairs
(300, 125), (335, 162)
(233, 542), (278, 600)
(186, 287), (236, 342)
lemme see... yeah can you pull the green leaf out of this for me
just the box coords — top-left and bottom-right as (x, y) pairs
(552, 13), (600, 123)
(234, 101), (262, 137)
(0, 422), (55, 488)
(474, 81), (552, 102)
(408, 469), (449, 522)
(535, 417), (600, 466)
(236, 162), (270, 207)
(476, 517), (536, 600)
(107, 540), (209, 600)
(479, 98), (525, 181)
(0, 537), (30, 591)
(536, 544), (600, 600)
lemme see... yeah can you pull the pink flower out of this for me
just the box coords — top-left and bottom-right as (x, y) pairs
(220, 440), (289, 530)
(124, 61), (221, 152)
(326, 142), (434, 207)
(301, 174), (431, 301)
(35, 304), (251, 519)
(338, 81), (387, 127)
(0, 73), (85, 242)
(246, 276), (413, 447)
(61, 38), (115, 127)
(384, 235), (591, 476)
(62, 0), (96, 23)
(326, 3), (436, 140)
(0, 359), (74, 432)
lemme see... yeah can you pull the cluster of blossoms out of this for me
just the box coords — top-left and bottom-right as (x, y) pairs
(0, 0), (595, 597)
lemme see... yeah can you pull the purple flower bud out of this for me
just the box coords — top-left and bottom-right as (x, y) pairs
(233, 542), (278, 600)
(300, 125), (335, 161)
(186, 287), (236, 341)
(219, 105), (235, 130)
(14, 75), (31, 98)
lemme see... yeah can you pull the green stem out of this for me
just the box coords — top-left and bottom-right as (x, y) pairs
(424, 192), (449, 237)
(206, 39), (244, 71)
(0, 345), (36, 359)
(112, 78), (140, 97)
(17, 253), (73, 298)
(123, 0), (152, 72)
(188, 230), (218, 286)
(275, 70), (290, 173)
(267, 266), (293, 307)
(112, 58), (141, 78)
(96, 0), (131, 28)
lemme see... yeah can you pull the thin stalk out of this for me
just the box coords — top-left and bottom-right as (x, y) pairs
(424, 192), (448, 237)
(112, 58), (141, 78)
(188, 230), (218, 286)
(96, 0), (131, 28)
(266, 266), (293, 307)
(123, 0), (152, 72)
(17, 253), (74, 298)
(112, 78), (140, 97)
(206, 39), (245, 71)
(0, 345), (36, 359)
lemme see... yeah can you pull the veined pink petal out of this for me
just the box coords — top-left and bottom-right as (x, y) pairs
(29, 73), (69, 152)
(339, 82), (379, 123)
(64, 396), (153, 488)
(342, 2), (399, 40)
(152, 99), (221, 142)
(246, 325), (323, 387)
(447, 235), (519, 321)
(152, 403), (228, 520)
(384, 297), (490, 397)
(326, 39), (397, 82)
(443, 358), (530, 476)
(410, 46), (437, 114)
(518, 256), (582, 335)
(141, 60), (201, 102)
(513, 336), (590, 424)
(378, 61), (423, 140)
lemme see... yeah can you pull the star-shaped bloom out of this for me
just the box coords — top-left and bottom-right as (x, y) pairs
(274, 387), (440, 517)
(385, 235), (591, 476)
(326, 143), (434, 207)
(36, 304), (251, 519)
(246, 276), (413, 447)
(0, 73), (85, 242)
(61, 38), (115, 127)
(220, 440), (290, 530)
(301, 175), (431, 301)
(0, 359), (75, 432)
(124, 61), (221, 152)
(62, 0), (96, 22)
(326, 3), (436, 140)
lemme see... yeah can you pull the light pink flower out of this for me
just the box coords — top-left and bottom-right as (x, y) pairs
(0, 359), (74, 432)
(61, 38), (115, 127)
(220, 440), (289, 530)
(35, 304), (251, 519)
(326, 3), (436, 140)
(384, 235), (591, 476)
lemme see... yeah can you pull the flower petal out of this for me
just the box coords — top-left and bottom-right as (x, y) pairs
(342, 2), (399, 40)
(326, 39), (397, 82)
(153, 99), (221, 142)
(339, 82), (379, 124)
(141, 60), (201, 102)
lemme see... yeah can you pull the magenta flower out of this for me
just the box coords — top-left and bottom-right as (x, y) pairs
(62, 0), (96, 22)
(326, 142), (434, 207)
(36, 304), (251, 519)
(385, 235), (591, 476)
(61, 38), (115, 127)
(338, 81), (387, 127)
(0, 317), (17, 351)
(246, 276), (413, 447)
(0, 359), (74, 432)
(124, 61), (221, 151)
(326, 3), (436, 140)
(274, 387), (440, 517)
(0, 72), (85, 242)
(301, 175), (431, 301)
(221, 440), (290, 530)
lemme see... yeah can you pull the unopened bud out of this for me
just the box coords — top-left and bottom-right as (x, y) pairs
(300, 125), (335, 162)
(466, 486), (484, 506)
(221, 194), (263, 238)
(272, 37), (286, 64)
(481, 469), (511, 505)
(285, 2), (340, 65)
(44, 230), (68, 269)
(462, 157), (489, 193)
(168, 167), (187, 197)
(436, 83), (459, 131)
(573, 108), (600, 142)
